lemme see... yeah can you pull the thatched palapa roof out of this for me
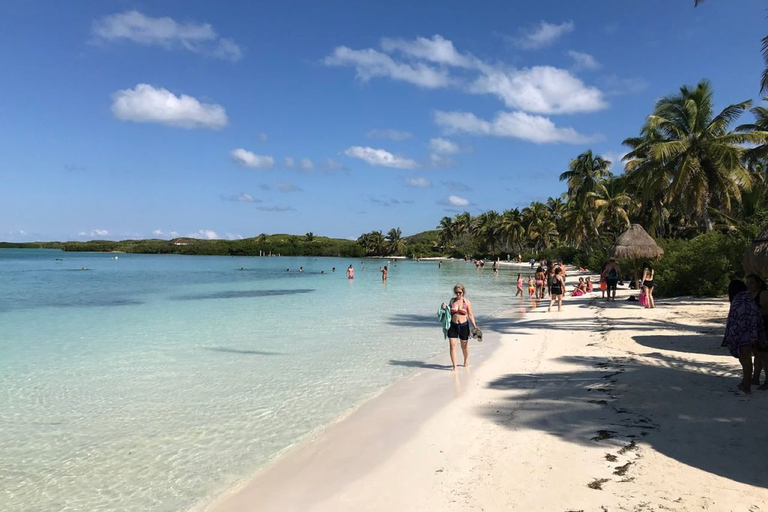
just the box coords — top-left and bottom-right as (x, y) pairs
(610, 224), (664, 260)
(743, 225), (768, 278)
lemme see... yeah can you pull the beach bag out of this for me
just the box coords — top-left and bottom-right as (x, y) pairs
(638, 292), (648, 307)
(600, 281), (607, 291)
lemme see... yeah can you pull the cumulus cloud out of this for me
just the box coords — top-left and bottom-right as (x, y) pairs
(325, 36), (607, 116)
(469, 66), (607, 114)
(435, 110), (600, 144)
(567, 50), (600, 71)
(189, 229), (219, 239)
(284, 157), (295, 168)
(381, 35), (475, 68)
(367, 128), (412, 141)
(92, 10), (242, 61)
(370, 196), (416, 207)
(225, 233), (243, 240)
(343, 146), (419, 169)
(231, 148), (274, 169)
(111, 83), (227, 129)
(429, 138), (460, 154)
(405, 177), (432, 188)
(299, 158), (314, 171)
(601, 151), (628, 172)
(514, 21), (574, 50)
(323, 46), (450, 88)
(257, 206), (296, 212)
(440, 195), (470, 207)
(79, 229), (109, 238)
(152, 229), (179, 238)
(227, 193), (260, 203)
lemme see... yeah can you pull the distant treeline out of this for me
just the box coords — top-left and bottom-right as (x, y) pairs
(0, 235), (366, 258)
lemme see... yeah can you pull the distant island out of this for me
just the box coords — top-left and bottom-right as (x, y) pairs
(0, 230), (443, 259)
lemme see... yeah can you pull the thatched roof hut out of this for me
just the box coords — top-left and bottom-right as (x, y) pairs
(743, 225), (768, 278)
(610, 224), (664, 261)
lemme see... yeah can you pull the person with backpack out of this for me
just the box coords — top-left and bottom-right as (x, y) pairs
(601, 258), (621, 301)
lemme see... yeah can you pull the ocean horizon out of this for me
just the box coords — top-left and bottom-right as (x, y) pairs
(1, 249), (527, 511)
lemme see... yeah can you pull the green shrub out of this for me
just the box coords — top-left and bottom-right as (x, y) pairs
(654, 231), (750, 297)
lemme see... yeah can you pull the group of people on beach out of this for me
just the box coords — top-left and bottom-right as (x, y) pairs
(723, 274), (768, 394)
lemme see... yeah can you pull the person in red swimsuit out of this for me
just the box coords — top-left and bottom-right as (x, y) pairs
(441, 284), (478, 371)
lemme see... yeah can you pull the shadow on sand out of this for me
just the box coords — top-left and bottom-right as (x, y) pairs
(388, 359), (453, 371)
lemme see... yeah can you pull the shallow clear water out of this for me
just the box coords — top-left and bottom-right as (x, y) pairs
(0, 249), (526, 511)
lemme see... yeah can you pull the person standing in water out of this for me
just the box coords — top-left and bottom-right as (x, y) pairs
(347, 265), (354, 280)
(515, 273), (523, 297)
(381, 265), (388, 282)
(442, 284), (478, 371)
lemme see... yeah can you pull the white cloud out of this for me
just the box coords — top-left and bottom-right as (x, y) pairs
(225, 233), (243, 240)
(435, 110), (600, 144)
(231, 148), (274, 169)
(299, 158), (314, 171)
(442, 181), (471, 192)
(284, 157), (295, 168)
(343, 146), (419, 169)
(81, 229), (109, 238)
(469, 66), (607, 114)
(189, 229), (219, 239)
(325, 36), (606, 116)
(405, 177), (432, 188)
(446, 195), (470, 206)
(601, 151), (628, 172)
(381, 35), (474, 68)
(112, 83), (227, 129)
(92, 10), (242, 61)
(152, 229), (179, 238)
(228, 193), (259, 203)
(429, 138), (460, 154)
(367, 128), (412, 141)
(567, 50), (600, 70)
(323, 46), (450, 89)
(514, 21), (574, 50)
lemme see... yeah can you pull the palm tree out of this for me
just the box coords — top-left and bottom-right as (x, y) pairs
(437, 216), (456, 250)
(590, 177), (632, 238)
(304, 232), (315, 242)
(385, 227), (404, 255)
(500, 208), (525, 254)
(644, 80), (763, 231)
(559, 150), (612, 247)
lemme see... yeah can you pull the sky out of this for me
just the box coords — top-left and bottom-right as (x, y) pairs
(1, 0), (766, 242)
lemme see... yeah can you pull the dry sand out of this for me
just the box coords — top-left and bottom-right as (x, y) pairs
(205, 285), (768, 512)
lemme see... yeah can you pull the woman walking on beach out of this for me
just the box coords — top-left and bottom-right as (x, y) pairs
(601, 258), (621, 301)
(443, 284), (478, 371)
(535, 266), (546, 300)
(723, 280), (768, 394)
(746, 274), (768, 388)
(641, 262), (656, 308)
(515, 273), (523, 297)
(549, 267), (565, 312)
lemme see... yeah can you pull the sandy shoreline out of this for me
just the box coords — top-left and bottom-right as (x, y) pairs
(204, 287), (768, 512)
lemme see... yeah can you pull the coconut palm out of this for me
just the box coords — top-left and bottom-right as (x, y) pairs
(559, 150), (612, 248)
(644, 80), (763, 231)
(385, 227), (404, 255)
(500, 208), (525, 254)
(590, 177), (632, 238)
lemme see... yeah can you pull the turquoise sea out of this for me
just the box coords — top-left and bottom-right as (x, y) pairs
(0, 249), (526, 512)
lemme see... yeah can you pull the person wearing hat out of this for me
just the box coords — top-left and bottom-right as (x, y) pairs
(441, 283), (479, 371)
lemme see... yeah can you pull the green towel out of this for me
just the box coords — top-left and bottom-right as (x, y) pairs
(437, 305), (451, 339)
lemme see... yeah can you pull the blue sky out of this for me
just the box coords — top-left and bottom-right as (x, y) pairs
(1, 0), (765, 242)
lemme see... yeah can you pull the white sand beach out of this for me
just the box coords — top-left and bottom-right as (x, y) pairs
(205, 286), (768, 512)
